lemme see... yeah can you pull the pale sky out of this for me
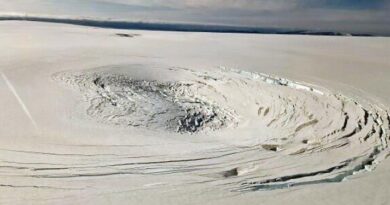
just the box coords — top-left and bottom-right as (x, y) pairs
(1, 0), (389, 35)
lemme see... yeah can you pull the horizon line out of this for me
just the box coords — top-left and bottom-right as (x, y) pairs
(0, 14), (384, 37)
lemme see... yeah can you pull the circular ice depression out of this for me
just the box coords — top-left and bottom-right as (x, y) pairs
(53, 68), (238, 133)
(52, 66), (390, 191)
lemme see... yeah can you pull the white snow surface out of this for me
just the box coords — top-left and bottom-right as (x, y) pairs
(0, 21), (390, 205)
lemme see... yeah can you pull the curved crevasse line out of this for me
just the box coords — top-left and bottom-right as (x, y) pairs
(48, 66), (390, 191)
(221, 67), (389, 190)
(237, 147), (382, 191)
